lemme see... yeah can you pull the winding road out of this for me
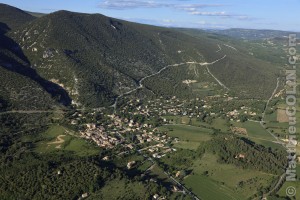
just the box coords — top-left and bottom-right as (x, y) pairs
(259, 77), (285, 146)
(112, 54), (228, 113)
(257, 77), (289, 198)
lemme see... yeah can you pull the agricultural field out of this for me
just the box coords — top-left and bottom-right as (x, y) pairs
(276, 165), (300, 198)
(184, 153), (278, 200)
(172, 141), (200, 150)
(231, 121), (282, 149)
(34, 125), (100, 156)
(162, 115), (210, 127)
(159, 124), (213, 150)
(211, 118), (230, 132)
(184, 174), (239, 200)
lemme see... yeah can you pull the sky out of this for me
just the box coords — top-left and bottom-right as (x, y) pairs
(1, 0), (300, 31)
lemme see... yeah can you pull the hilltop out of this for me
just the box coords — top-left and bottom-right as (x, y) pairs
(0, 6), (281, 109)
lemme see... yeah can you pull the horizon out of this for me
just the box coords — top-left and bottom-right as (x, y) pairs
(1, 0), (300, 32)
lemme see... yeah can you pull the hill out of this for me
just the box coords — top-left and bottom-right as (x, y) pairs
(208, 28), (299, 40)
(0, 3), (36, 30)
(2, 9), (281, 108)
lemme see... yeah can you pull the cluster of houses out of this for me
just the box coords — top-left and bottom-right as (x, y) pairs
(78, 96), (263, 150)
(79, 112), (176, 155)
(75, 95), (264, 153)
(139, 143), (177, 159)
(80, 124), (123, 148)
(226, 106), (257, 121)
(122, 96), (260, 123)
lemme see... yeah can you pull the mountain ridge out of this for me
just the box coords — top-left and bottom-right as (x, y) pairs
(1, 4), (281, 109)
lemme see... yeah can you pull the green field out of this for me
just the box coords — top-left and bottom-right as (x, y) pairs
(277, 164), (300, 198)
(162, 115), (212, 128)
(94, 179), (148, 199)
(184, 153), (277, 200)
(172, 141), (201, 150)
(34, 125), (100, 156)
(137, 160), (153, 172)
(159, 124), (213, 145)
(265, 110), (277, 122)
(184, 174), (240, 200)
(231, 121), (283, 149)
(212, 118), (230, 132)
(277, 181), (300, 199)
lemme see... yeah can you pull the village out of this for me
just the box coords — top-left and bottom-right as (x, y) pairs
(69, 94), (266, 158)
(79, 112), (176, 159)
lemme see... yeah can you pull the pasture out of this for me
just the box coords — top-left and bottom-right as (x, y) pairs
(34, 125), (99, 156)
(159, 124), (213, 144)
(184, 153), (278, 200)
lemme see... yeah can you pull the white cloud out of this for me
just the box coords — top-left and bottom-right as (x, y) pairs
(190, 11), (228, 16)
(99, 0), (225, 11)
(99, 0), (161, 10)
(99, 0), (256, 22)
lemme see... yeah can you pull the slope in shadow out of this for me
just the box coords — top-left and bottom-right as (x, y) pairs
(0, 22), (71, 106)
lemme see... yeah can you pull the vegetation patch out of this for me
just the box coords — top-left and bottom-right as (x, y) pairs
(35, 125), (99, 156)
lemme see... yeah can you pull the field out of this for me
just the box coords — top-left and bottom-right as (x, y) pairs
(231, 121), (282, 149)
(161, 120), (210, 151)
(137, 160), (153, 172)
(159, 124), (213, 141)
(277, 108), (289, 123)
(184, 174), (239, 200)
(172, 141), (201, 150)
(148, 165), (174, 187)
(34, 125), (100, 156)
(162, 115), (228, 131)
(277, 165), (300, 198)
(211, 118), (230, 132)
(183, 153), (277, 200)
(157, 121), (280, 199)
(95, 179), (148, 199)
(163, 115), (210, 128)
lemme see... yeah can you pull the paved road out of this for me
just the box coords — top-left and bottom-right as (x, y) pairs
(257, 77), (288, 198)
(259, 77), (286, 148)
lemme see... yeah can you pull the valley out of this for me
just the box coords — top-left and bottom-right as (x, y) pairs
(0, 3), (299, 200)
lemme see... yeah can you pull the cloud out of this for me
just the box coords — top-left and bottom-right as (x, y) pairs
(173, 4), (225, 11)
(98, 0), (256, 22)
(99, 0), (162, 10)
(190, 11), (229, 16)
(120, 17), (228, 29)
(190, 11), (256, 20)
(98, 0), (225, 11)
